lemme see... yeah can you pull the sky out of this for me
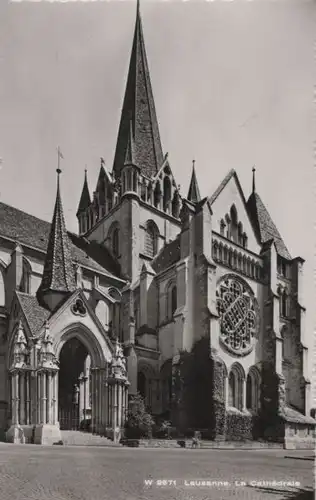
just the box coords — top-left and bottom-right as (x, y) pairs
(0, 1), (315, 393)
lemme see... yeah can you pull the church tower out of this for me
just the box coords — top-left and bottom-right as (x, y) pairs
(77, 1), (182, 285)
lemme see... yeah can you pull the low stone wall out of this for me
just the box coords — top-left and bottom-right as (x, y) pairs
(137, 439), (284, 449)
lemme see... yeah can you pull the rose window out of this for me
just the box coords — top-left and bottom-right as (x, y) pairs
(216, 274), (259, 355)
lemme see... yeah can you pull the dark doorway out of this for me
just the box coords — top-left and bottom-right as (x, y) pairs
(58, 338), (89, 430)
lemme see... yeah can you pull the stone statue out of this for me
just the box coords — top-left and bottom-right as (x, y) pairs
(111, 338), (127, 378)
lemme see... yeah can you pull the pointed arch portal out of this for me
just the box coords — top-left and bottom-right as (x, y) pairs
(58, 337), (91, 430)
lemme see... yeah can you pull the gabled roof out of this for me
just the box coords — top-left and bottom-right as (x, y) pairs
(112, 2), (164, 179)
(152, 235), (181, 274)
(247, 191), (291, 260)
(37, 171), (76, 300)
(0, 201), (124, 281)
(207, 168), (291, 260)
(76, 170), (91, 216)
(208, 169), (244, 206)
(16, 291), (50, 336)
(187, 162), (201, 203)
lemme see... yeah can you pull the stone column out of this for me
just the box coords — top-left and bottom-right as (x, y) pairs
(12, 372), (19, 425)
(91, 369), (95, 433)
(224, 376), (228, 408)
(26, 371), (31, 425)
(242, 378), (247, 411)
(47, 372), (52, 424)
(117, 383), (122, 429)
(19, 372), (25, 425)
(41, 372), (47, 424)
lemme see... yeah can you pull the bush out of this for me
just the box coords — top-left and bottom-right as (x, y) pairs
(124, 393), (154, 439)
(225, 411), (253, 441)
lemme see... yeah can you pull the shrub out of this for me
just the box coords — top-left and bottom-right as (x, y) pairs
(124, 393), (154, 439)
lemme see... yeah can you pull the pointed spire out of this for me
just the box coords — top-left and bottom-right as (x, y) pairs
(76, 168), (91, 216)
(37, 169), (76, 311)
(187, 160), (201, 203)
(112, 0), (164, 179)
(252, 165), (256, 194)
(124, 120), (137, 166)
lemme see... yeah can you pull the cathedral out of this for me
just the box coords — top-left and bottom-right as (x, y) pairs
(0, 3), (314, 449)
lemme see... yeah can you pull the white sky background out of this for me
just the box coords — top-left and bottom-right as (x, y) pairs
(0, 1), (315, 386)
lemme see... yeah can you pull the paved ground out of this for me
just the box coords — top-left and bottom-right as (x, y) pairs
(0, 443), (314, 500)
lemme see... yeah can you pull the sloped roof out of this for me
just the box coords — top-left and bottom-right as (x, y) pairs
(247, 191), (291, 260)
(152, 236), (181, 274)
(208, 169), (237, 205)
(37, 172), (76, 298)
(0, 201), (124, 281)
(280, 405), (316, 425)
(16, 291), (50, 336)
(76, 170), (91, 216)
(187, 164), (201, 203)
(207, 168), (291, 260)
(112, 3), (164, 179)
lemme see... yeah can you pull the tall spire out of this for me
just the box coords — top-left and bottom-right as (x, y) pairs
(187, 160), (201, 203)
(37, 169), (76, 311)
(252, 165), (256, 193)
(112, 0), (164, 179)
(76, 168), (91, 216)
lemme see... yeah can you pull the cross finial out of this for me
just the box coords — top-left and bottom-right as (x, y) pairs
(192, 159), (196, 170)
(252, 165), (256, 193)
(100, 157), (105, 167)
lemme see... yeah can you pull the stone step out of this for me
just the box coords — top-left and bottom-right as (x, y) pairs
(60, 431), (121, 447)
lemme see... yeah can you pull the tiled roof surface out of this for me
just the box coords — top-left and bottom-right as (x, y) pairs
(16, 291), (50, 336)
(152, 236), (181, 274)
(38, 174), (76, 296)
(0, 201), (123, 280)
(247, 192), (291, 260)
(112, 5), (164, 179)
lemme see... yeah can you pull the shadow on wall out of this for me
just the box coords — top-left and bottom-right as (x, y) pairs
(247, 486), (313, 500)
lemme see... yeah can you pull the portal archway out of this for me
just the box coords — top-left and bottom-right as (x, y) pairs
(58, 337), (91, 430)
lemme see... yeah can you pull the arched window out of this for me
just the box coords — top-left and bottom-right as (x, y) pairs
(144, 221), (158, 258)
(243, 233), (248, 249)
(112, 227), (119, 258)
(0, 269), (5, 307)
(166, 283), (177, 320)
(238, 222), (243, 245)
(171, 285), (177, 316)
(21, 258), (31, 294)
(246, 368), (261, 412)
(228, 364), (245, 410)
(171, 191), (180, 218)
(230, 205), (238, 243)
(228, 372), (235, 408)
(220, 219), (226, 236)
(154, 181), (161, 208)
(163, 176), (172, 212)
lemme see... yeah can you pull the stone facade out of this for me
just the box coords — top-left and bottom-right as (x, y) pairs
(0, 3), (314, 449)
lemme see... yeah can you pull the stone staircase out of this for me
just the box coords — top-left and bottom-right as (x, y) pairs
(60, 431), (121, 447)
